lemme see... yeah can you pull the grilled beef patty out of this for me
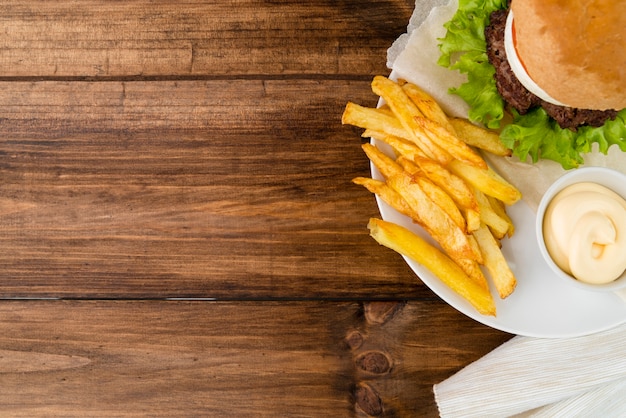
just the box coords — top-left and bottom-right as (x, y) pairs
(485, 9), (617, 130)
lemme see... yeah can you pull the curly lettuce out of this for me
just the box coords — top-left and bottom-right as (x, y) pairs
(437, 0), (626, 169)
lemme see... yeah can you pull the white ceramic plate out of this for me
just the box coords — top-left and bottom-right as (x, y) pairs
(375, 0), (625, 337)
(371, 146), (626, 338)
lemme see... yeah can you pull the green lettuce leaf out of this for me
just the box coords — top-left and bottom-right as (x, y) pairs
(437, 0), (507, 129)
(437, 0), (626, 169)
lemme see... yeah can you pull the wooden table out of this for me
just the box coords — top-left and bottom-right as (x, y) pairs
(0, 1), (512, 416)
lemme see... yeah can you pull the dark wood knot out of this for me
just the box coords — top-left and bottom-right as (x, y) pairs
(345, 330), (364, 350)
(355, 350), (392, 375)
(364, 301), (405, 325)
(354, 383), (383, 416)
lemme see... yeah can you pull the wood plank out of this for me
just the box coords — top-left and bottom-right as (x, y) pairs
(0, 300), (511, 416)
(0, 0), (412, 78)
(0, 79), (423, 298)
(0, 3), (520, 418)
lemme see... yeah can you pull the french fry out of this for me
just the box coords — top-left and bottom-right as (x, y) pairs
(474, 189), (511, 240)
(487, 195), (515, 238)
(473, 223), (517, 299)
(415, 116), (487, 169)
(342, 102), (409, 140)
(370, 76), (452, 165)
(361, 143), (403, 179)
(388, 139), (481, 232)
(413, 174), (467, 233)
(455, 257), (490, 291)
(449, 118), (512, 157)
(402, 82), (456, 134)
(467, 234), (483, 265)
(449, 159), (522, 205)
(413, 156), (479, 213)
(375, 133), (428, 161)
(395, 156), (421, 176)
(368, 218), (496, 316)
(346, 76), (522, 315)
(386, 172), (482, 263)
(463, 207), (482, 233)
(352, 177), (416, 220)
(395, 156), (469, 232)
(376, 104), (394, 116)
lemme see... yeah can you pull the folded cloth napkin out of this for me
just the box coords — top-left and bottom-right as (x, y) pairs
(387, 1), (626, 416)
(433, 324), (626, 417)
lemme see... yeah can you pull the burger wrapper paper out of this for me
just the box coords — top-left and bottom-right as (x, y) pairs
(387, 1), (626, 416)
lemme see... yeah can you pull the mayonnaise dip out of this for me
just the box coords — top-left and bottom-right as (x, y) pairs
(543, 182), (626, 284)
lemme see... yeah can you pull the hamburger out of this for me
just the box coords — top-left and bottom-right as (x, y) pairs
(437, 0), (626, 169)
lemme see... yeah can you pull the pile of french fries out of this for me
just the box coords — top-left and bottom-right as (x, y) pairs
(343, 76), (522, 316)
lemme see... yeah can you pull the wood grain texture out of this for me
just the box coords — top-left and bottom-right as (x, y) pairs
(0, 0), (412, 78)
(0, 1), (515, 416)
(0, 300), (511, 417)
(0, 79), (425, 298)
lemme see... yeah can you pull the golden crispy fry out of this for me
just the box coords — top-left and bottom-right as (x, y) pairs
(474, 189), (511, 240)
(449, 160), (522, 205)
(413, 174), (467, 233)
(368, 218), (496, 316)
(413, 156), (479, 213)
(463, 207), (482, 233)
(370, 76), (452, 165)
(352, 177), (416, 220)
(449, 118), (512, 157)
(342, 102), (409, 140)
(361, 143), (403, 179)
(346, 75), (522, 315)
(487, 195), (515, 238)
(361, 129), (381, 142)
(414, 116), (487, 169)
(395, 156), (421, 176)
(401, 81), (456, 134)
(398, 156), (472, 233)
(455, 257), (490, 291)
(386, 172), (482, 263)
(467, 233), (482, 260)
(374, 133), (428, 161)
(391, 152), (479, 234)
(377, 104), (394, 115)
(473, 223), (517, 299)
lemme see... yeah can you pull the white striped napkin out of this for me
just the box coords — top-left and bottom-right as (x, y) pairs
(433, 324), (626, 417)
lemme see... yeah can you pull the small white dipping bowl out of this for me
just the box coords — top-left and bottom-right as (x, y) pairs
(536, 166), (626, 293)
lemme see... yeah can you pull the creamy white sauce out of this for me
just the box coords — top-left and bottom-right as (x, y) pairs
(543, 182), (626, 284)
(504, 11), (568, 107)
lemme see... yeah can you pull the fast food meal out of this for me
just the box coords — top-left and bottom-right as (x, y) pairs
(437, 0), (626, 169)
(343, 0), (626, 322)
(343, 76), (521, 316)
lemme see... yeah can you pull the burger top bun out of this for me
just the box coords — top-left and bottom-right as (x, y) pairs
(510, 0), (626, 111)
